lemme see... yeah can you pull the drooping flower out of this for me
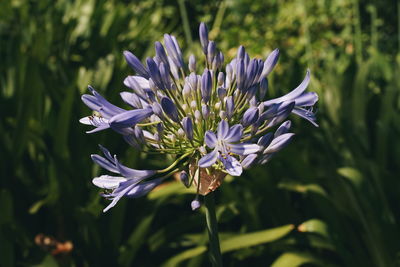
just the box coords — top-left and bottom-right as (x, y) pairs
(80, 23), (318, 211)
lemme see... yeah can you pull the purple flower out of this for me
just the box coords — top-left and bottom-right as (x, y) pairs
(199, 120), (260, 176)
(91, 146), (157, 212)
(81, 22), (319, 211)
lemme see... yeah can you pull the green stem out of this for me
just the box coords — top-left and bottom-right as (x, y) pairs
(204, 192), (223, 267)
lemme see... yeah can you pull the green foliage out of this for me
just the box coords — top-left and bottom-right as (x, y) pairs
(1, 0), (400, 266)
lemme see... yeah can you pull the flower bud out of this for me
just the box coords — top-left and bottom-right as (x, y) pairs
(242, 107), (259, 127)
(207, 41), (216, 66)
(219, 110), (227, 120)
(155, 41), (169, 65)
(199, 22), (209, 54)
(180, 171), (190, 187)
(189, 54), (196, 72)
(214, 101), (221, 111)
(201, 69), (212, 103)
(225, 96), (234, 119)
(191, 199), (201, 210)
(217, 87), (226, 101)
(182, 103), (189, 113)
(177, 128), (185, 138)
(259, 77), (268, 100)
(161, 96), (179, 122)
(202, 104), (210, 119)
(124, 51), (149, 79)
(190, 100), (197, 109)
(182, 117), (194, 140)
(217, 72), (225, 86)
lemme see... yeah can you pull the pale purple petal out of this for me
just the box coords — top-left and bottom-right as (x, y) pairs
(220, 155), (242, 176)
(114, 155), (156, 180)
(225, 96), (234, 119)
(292, 107), (319, 127)
(161, 97), (179, 122)
(217, 120), (230, 139)
(109, 108), (153, 129)
(264, 133), (295, 154)
(257, 133), (274, 148)
(182, 117), (194, 140)
(205, 131), (217, 148)
(120, 92), (143, 109)
(275, 120), (292, 137)
(124, 51), (149, 79)
(260, 48), (279, 78)
(229, 143), (260, 155)
(241, 154), (258, 169)
(199, 22), (209, 54)
(198, 149), (218, 168)
(242, 107), (259, 127)
(224, 124), (243, 143)
(92, 175), (127, 189)
(125, 178), (163, 198)
(91, 154), (118, 173)
(263, 70), (310, 106)
(295, 92), (318, 107)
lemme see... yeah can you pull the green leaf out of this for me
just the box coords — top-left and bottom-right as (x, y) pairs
(272, 252), (324, 267)
(148, 181), (196, 200)
(337, 167), (363, 188)
(297, 219), (329, 238)
(220, 224), (294, 253)
(162, 246), (207, 267)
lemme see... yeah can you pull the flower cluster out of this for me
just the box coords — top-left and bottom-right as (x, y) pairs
(80, 23), (318, 212)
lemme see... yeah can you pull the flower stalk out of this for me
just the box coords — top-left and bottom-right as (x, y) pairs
(204, 191), (223, 267)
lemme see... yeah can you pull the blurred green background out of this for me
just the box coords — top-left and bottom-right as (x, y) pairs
(1, 0), (400, 266)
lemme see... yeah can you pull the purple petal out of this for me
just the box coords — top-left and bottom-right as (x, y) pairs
(295, 92), (318, 107)
(155, 41), (169, 65)
(260, 48), (279, 78)
(236, 59), (245, 91)
(264, 133), (295, 154)
(125, 178), (162, 198)
(109, 108), (153, 129)
(161, 96), (179, 122)
(120, 92), (143, 109)
(198, 149), (218, 168)
(124, 51), (149, 79)
(182, 117), (194, 140)
(93, 175), (127, 189)
(241, 154), (258, 169)
(225, 124), (243, 143)
(242, 107), (259, 127)
(91, 154), (118, 173)
(199, 22), (209, 54)
(229, 143), (260, 155)
(263, 70), (310, 106)
(103, 180), (137, 212)
(201, 70), (212, 103)
(220, 155), (242, 176)
(99, 144), (114, 162)
(275, 120), (292, 137)
(225, 96), (234, 119)
(217, 120), (230, 140)
(114, 155), (156, 180)
(257, 133), (274, 148)
(292, 107), (319, 127)
(204, 131), (217, 148)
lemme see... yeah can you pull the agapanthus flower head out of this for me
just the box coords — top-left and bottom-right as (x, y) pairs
(81, 23), (318, 212)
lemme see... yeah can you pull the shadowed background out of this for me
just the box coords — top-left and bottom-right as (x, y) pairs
(1, 0), (400, 266)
